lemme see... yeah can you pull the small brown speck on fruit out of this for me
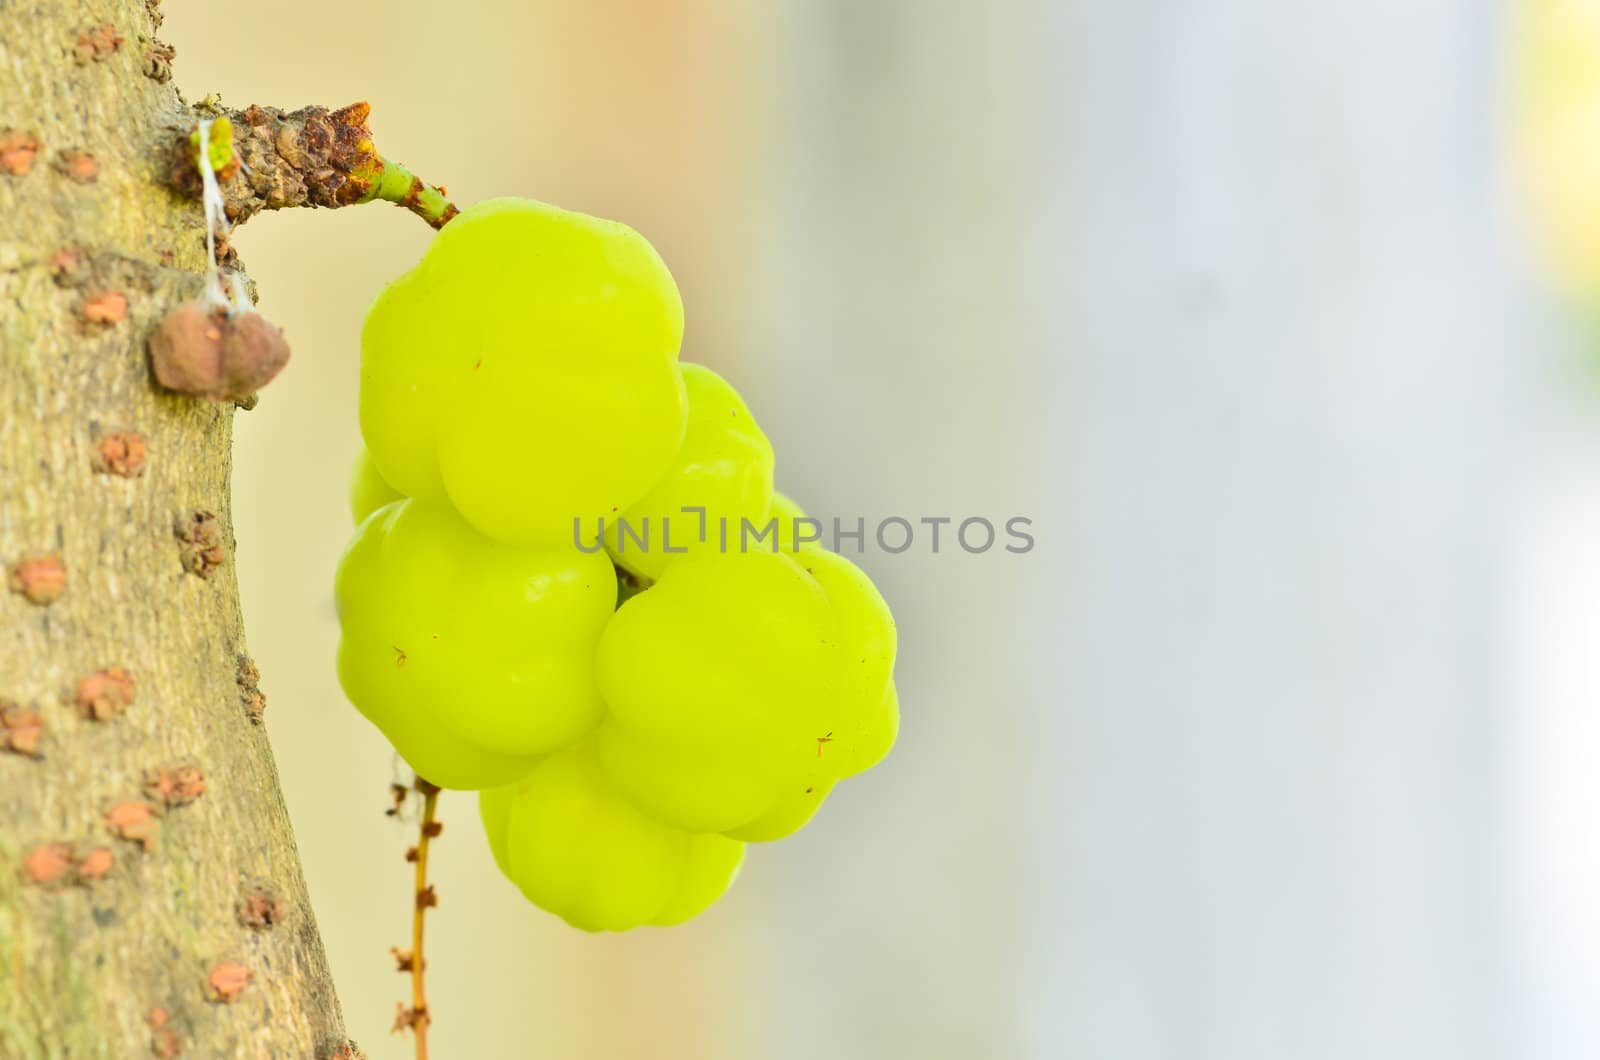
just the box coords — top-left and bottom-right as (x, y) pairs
(24, 843), (73, 886)
(82, 290), (126, 325)
(0, 130), (40, 176)
(77, 667), (134, 721)
(96, 431), (148, 476)
(9, 554), (66, 605)
(207, 962), (250, 1003)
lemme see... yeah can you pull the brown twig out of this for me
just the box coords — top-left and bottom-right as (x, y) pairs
(166, 103), (459, 230)
(396, 776), (442, 1059)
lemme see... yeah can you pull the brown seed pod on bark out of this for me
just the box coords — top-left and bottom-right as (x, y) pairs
(148, 301), (290, 402)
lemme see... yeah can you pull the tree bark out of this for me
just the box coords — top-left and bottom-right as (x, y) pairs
(0, 1), (352, 1056)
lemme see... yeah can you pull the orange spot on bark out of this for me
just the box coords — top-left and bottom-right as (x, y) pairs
(58, 150), (99, 184)
(73, 23), (123, 63)
(207, 961), (250, 1003)
(96, 431), (148, 476)
(237, 891), (285, 929)
(0, 130), (40, 175)
(8, 554), (65, 605)
(146, 764), (206, 806)
(24, 842), (73, 886)
(82, 289), (126, 324)
(105, 801), (160, 850)
(76, 846), (114, 882)
(77, 667), (134, 721)
(1, 702), (44, 757)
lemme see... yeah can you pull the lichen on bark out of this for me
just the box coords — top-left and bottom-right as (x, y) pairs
(1, 0), (355, 1055)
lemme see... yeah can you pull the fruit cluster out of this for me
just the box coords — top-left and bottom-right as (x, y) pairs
(335, 198), (898, 932)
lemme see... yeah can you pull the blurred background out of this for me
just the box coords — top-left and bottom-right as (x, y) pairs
(166, 1), (1600, 1057)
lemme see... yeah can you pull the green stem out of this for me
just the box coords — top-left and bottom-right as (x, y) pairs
(361, 157), (461, 230)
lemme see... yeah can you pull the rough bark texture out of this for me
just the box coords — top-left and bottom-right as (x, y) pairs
(0, 1), (353, 1056)
(165, 102), (459, 232)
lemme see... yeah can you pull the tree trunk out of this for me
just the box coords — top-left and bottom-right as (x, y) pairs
(0, 1), (351, 1056)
